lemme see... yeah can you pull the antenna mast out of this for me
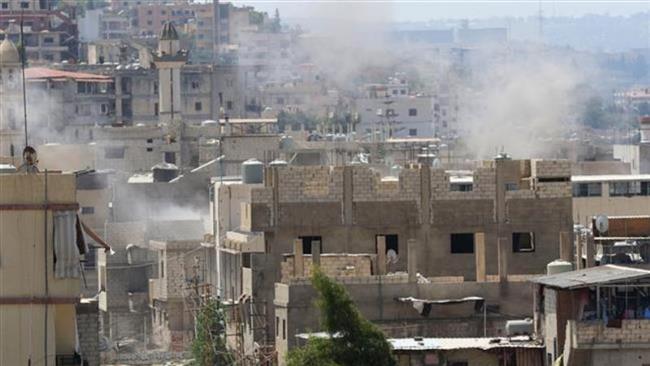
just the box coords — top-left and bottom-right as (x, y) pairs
(20, 11), (28, 147)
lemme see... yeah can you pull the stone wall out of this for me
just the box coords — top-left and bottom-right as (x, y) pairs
(574, 319), (650, 344)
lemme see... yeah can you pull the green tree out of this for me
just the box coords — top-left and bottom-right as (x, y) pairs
(191, 298), (235, 366)
(287, 269), (396, 366)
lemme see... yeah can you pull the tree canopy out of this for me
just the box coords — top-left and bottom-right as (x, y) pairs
(287, 269), (396, 366)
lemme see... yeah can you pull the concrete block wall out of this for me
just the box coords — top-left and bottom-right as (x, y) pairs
(575, 319), (650, 344)
(536, 182), (572, 199)
(278, 166), (344, 202)
(532, 159), (572, 178)
(430, 168), (496, 201)
(280, 254), (373, 282)
(352, 167), (420, 202)
(77, 300), (100, 366)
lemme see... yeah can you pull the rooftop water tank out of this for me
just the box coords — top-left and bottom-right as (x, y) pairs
(152, 162), (179, 182)
(241, 158), (264, 184)
(505, 318), (533, 336)
(546, 259), (573, 275)
(280, 135), (294, 150)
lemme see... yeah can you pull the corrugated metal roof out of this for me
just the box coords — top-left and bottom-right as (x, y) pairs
(530, 265), (650, 289)
(388, 336), (542, 351)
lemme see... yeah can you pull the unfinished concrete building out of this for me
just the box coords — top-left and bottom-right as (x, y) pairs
(211, 157), (574, 362)
(147, 238), (209, 352)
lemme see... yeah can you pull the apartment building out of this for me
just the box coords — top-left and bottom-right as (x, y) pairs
(0, 172), (93, 365)
(0, 0), (78, 62)
(572, 174), (650, 226)
(211, 157), (573, 361)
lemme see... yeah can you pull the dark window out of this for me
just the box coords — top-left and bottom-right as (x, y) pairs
(451, 183), (473, 192)
(409, 128), (417, 136)
(164, 152), (176, 164)
(282, 319), (286, 340)
(81, 207), (95, 215)
(450, 233), (474, 254)
(226, 101), (233, 110)
(641, 182), (650, 196)
(195, 102), (202, 111)
(505, 183), (518, 191)
(153, 82), (159, 95)
(191, 80), (200, 89)
(449, 362), (468, 366)
(513, 232), (535, 252)
(146, 147), (153, 152)
(242, 253), (251, 268)
(154, 103), (159, 116)
(21, 2), (29, 9)
(376, 234), (398, 254)
(1, 3), (8, 9)
(300, 236), (322, 255)
(146, 138), (153, 143)
(408, 108), (417, 116)
(573, 183), (602, 197)
(276, 317), (279, 336)
(104, 147), (125, 159)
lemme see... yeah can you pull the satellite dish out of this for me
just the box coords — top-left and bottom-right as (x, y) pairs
(595, 215), (609, 234)
(386, 249), (398, 264)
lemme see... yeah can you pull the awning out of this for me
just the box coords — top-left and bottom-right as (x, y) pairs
(396, 296), (485, 317)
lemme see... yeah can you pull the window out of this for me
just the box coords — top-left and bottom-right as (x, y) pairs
(642, 182), (650, 196)
(191, 80), (200, 89)
(147, 138), (153, 143)
(451, 183), (473, 192)
(1, 3), (8, 9)
(195, 102), (202, 111)
(161, 10), (166, 15)
(100, 104), (108, 114)
(21, 1), (29, 9)
(77, 82), (87, 94)
(147, 10), (153, 15)
(392, 89), (398, 95)
(505, 183), (518, 191)
(43, 37), (54, 44)
(400, 89), (406, 95)
(276, 97), (285, 105)
(513, 232), (535, 252)
(299, 236), (322, 255)
(164, 152), (176, 164)
(104, 147), (125, 159)
(146, 147), (153, 152)
(282, 319), (286, 340)
(450, 233), (474, 254)
(226, 101), (233, 110)
(572, 183), (602, 197)
(409, 128), (417, 136)
(81, 207), (95, 215)
(147, 20), (153, 26)
(408, 108), (417, 116)
(609, 181), (641, 196)
(154, 103), (159, 116)
(276, 317), (279, 336)
(376, 234), (399, 254)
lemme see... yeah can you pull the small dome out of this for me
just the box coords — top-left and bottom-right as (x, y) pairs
(0, 38), (20, 65)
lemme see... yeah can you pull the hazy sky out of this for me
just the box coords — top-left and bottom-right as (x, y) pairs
(230, 1), (650, 22)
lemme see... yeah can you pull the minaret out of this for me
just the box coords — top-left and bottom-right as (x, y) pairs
(0, 38), (24, 158)
(153, 22), (188, 125)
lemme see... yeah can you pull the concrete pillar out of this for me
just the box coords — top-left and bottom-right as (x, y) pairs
(407, 239), (417, 283)
(559, 231), (572, 262)
(312, 240), (321, 267)
(575, 233), (583, 270)
(497, 237), (508, 283)
(475, 233), (486, 282)
(293, 239), (304, 277)
(376, 236), (386, 275)
(585, 233), (595, 268)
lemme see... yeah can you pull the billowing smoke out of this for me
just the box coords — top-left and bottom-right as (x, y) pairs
(457, 48), (591, 159)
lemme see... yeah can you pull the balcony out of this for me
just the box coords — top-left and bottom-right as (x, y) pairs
(148, 278), (167, 305)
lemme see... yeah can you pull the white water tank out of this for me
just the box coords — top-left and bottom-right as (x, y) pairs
(547, 259), (573, 275)
(506, 318), (533, 336)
